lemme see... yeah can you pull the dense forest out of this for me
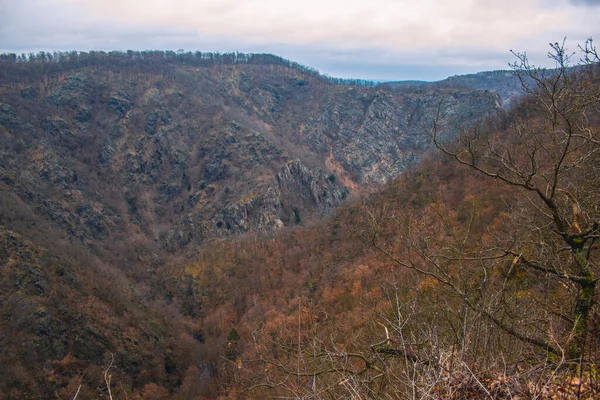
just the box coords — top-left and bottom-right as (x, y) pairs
(0, 50), (377, 88)
(0, 41), (599, 399)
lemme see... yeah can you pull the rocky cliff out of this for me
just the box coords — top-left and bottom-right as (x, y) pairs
(0, 55), (504, 254)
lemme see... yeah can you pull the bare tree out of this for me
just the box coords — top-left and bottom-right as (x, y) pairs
(430, 39), (600, 361)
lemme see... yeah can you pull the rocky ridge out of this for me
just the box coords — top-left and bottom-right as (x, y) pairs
(0, 59), (504, 255)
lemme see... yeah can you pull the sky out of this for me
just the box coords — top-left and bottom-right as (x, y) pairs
(0, 0), (599, 81)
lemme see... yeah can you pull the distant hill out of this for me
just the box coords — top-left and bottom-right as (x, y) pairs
(382, 69), (529, 106)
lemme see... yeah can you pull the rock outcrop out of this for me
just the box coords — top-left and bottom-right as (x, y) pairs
(0, 57), (503, 255)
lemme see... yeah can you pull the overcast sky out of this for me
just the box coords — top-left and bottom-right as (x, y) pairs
(0, 0), (599, 81)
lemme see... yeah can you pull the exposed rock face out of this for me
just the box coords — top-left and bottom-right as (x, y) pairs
(213, 186), (283, 234)
(107, 91), (133, 117)
(305, 88), (503, 184)
(0, 58), (503, 257)
(48, 72), (94, 108)
(277, 159), (348, 213)
(307, 89), (409, 184)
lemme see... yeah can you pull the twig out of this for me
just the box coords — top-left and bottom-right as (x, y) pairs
(104, 353), (114, 400)
(72, 384), (81, 400)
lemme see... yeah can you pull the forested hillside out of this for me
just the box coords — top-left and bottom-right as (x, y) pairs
(183, 43), (600, 399)
(0, 43), (598, 399)
(0, 50), (502, 398)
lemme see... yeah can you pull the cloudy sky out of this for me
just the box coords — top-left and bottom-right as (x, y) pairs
(0, 0), (599, 80)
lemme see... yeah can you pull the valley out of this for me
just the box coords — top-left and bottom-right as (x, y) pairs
(0, 49), (598, 399)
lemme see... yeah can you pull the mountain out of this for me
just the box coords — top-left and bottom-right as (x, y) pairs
(0, 51), (512, 398)
(382, 69), (529, 106)
(0, 52), (504, 253)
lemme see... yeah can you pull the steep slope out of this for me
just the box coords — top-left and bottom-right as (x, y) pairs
(0, 52), (503, 254)
(180, 62), (600, 398)
(0, 52), (505, 398)
(0, 223), (206, 398)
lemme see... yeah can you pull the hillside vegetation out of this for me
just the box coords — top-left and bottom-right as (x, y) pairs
(178, 43), (600, 398)
(0, 43), (598, 399)
(0, 50), (502, 398)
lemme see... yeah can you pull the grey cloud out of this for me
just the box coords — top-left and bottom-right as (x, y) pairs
(1, 0), (595, 81)
(276, 45), (513, 81)
(569, 0), (600, 5)
(0, 8), (520, 82)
